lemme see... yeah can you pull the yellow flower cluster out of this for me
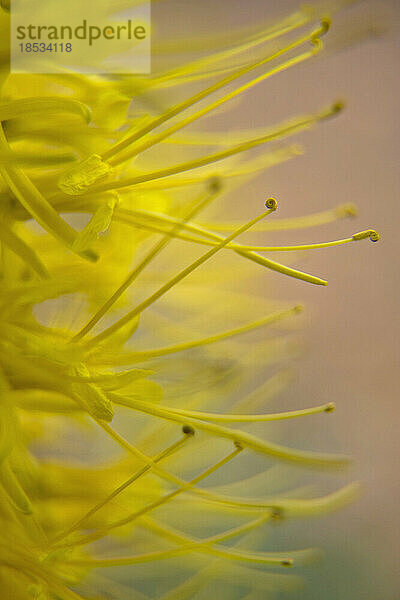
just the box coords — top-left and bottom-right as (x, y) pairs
(0, 2), (379, 599)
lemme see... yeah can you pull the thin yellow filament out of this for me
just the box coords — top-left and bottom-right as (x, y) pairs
(110, 393), (349, 468)
(63, 445), (243, 548)
(107, 29), (326, 167)
(111, 306), (303, 362)
(80, 200), (278, 349)
(90, 104), (339, 194)
(74, 179), (223, 341)
(49, 428), (193, 547)
(101, 20), (329, 164)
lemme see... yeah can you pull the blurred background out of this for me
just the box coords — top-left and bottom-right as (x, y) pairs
(149, 1), (400, 598)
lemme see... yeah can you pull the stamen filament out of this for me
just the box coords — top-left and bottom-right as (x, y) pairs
(88, 416), (341, 512)
(110, 393), (349, 468)
(157, 401), (336, 423)
(152, 9), (310, 86)
(91, 104), (339, 194)
(65, 541), (297, 568)
(108, 41), (324, 167)
(82, 200), (277, 348)
(200, 203), (358, 232)
(49, 428), (193, 546)
(63, 445), (243, 548)
(0, 97), (91, 124)
(0, 219), (49, 278)
(101, 20), (329, 164)
(116, 202), (356, 237)
(112, 305), (303, 362)
(73, 179), (223, 341)
(117, 206), (328, 285)
(115, 215), (379, 253)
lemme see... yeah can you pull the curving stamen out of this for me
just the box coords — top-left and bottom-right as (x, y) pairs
(61, 444), (243, 549)
(82, 413), (341, 515)
(158, 228), (381, 253)
(0, 97), (91, 124)
(115, 205), (328, 286)
(73, 179), (224, 342)
(87, 103), (340, 195)
(80, 202), (277, 349)
(64, 545), (298, 569)
(63, 534), (306, 569)
(0, 219), (49, 279)
(151, 9), (310, 87)
(0, 459), (33, 515)
(154, 401), (335, 424)
(100, 19), (332, 166)
(105, 34), (327, 169)
(116, 201), (358, 236)
(142, 512), (272, 554)
(55, 17), (332, 198)
(110, 392), (349, 469)
(49, 427), (193, 548)
(193, 481), (360, 514)
(110, 305), (302, 362)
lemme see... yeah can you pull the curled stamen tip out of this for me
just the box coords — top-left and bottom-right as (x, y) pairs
(310, 37), (323, 53)
(208, 176), (223, 193)
(293, 304), (304, 314)
(320, 17), (331, 35)
(324, 402), (336, 413)
(310, 17), (331, 46)
(265, 197), (278, 210)
(352, 229), (380, 242)
(234, 440), (244, 450)
(369, 231), (380, 242)
(182, 425), (195, 436)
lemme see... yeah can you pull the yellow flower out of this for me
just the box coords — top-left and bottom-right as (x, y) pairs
(0, 2), (379, 599)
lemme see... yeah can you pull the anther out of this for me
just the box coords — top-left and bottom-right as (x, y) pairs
(281, 559), (293, 567)
(310, 18), (331, 48)
(234, 440), (244, 451)
(336, 203), (358, 218)
(265, 197), (278, 210)
(208, 176), (223, 194)
(182, 425), (195, 436)
(270, 506), (284, 522)
(324, 402), (336, 413)
(322, 101), (346, 121)
(294, 304), (304, 314)
(332, 100), (345, 114)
